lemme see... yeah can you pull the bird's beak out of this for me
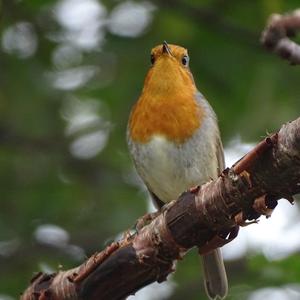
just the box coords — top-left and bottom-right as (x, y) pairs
(162, 41), (171, 55)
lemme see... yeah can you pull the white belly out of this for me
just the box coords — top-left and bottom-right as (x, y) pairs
(128, 122), (219, 203)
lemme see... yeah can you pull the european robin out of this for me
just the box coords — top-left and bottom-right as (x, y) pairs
(127, 42), (227, 300)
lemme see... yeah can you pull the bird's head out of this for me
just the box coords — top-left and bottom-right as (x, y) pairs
(128, 42), (202, 144)
(142, 42), (196, 96)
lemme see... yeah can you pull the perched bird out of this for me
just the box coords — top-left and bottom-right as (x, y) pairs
(127, 42), (227, 300)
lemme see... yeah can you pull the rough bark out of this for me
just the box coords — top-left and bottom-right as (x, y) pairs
(21, 117), (300, 300)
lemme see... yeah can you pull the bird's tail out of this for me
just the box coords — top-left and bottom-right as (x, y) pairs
(201, 248), (228, 300)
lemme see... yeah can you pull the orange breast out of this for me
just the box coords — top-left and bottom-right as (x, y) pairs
(129, 91), (204, 144)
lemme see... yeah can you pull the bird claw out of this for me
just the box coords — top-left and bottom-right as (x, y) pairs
(234, 211), (259, 226)
(252, 195), (274, 218)
(189, 185), (200, 194)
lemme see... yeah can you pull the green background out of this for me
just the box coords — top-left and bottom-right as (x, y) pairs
(0, 0), (300, 299)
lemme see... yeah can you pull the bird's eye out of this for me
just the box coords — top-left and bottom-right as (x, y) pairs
(151, 54), (155, 65)
(181, 55), (189, 66)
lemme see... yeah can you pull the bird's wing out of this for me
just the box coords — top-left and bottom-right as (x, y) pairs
(216, 134), (225, 174)
(195, 91), (225, 174)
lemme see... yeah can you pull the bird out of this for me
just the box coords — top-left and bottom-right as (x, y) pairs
(127, 41), (227, 300)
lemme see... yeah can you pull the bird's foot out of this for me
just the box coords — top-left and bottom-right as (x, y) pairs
(234, 211), (259, 227)
(189, 185), (200, 194)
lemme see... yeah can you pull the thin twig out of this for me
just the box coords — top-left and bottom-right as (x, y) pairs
(261, 9), (300, 64)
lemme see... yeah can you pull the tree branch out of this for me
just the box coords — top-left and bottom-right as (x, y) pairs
(261, 9), (300, 64)
(21, 117), (300, 300)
